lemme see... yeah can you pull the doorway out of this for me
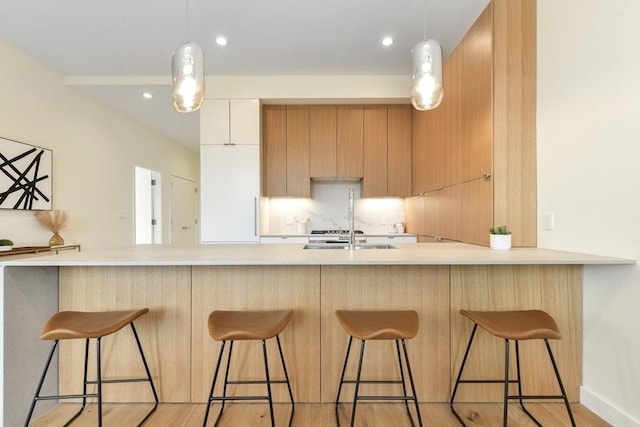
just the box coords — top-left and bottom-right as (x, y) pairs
(171, 175), (198, 245)
(134, 166), (162, 244)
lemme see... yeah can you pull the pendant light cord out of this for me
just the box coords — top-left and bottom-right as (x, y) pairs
(423, 0), (427, 41)
(185, 0), (189, 42)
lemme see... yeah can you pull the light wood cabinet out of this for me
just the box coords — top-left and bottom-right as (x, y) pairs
(363, 105), (387, 196)
(336, 106), (364, 179)
(407, 0), (535, 247)
(309, 106), (337, 178)
(262, 106), (310, 197)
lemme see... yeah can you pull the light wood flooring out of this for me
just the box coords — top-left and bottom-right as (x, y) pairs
(30, 402), (611, 426)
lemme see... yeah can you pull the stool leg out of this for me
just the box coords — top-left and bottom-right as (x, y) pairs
(130, 322), (159, 425)
(24, 340), (58, 427)
(203, 340), (226, 427)
(450, 324), (478, 426)
(275, 335), (295, 427)
(401, 339), (423, 427)
(96, 337), (103, 427)
(349, 340), (366, 427)
(395, 340), (410, 412)
(335, 336), (354, 425)
(502, 339), (509, 427)
(545, 339), (577, 427)
(261, 339), (276, 427)
(514, 341), (542, 426)
(220, 340), (235, 414)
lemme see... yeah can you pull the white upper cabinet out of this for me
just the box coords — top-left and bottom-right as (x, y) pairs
(201, 99), (260, 145)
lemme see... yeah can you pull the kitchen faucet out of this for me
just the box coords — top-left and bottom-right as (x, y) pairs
(348, 187), (355, 250)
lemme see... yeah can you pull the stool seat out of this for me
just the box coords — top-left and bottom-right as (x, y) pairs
(40, 308), (150, 340)
(208, 310), (293, 341)
(460, 309), (561, 340)
(335, 309), (419, 340)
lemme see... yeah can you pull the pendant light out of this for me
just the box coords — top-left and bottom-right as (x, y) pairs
(410, 0), (443, 111)
(172, 0), (205, 113)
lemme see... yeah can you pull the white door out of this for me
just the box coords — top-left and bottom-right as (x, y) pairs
(171, 175), (198, 245)
(135, 166), (162, 244)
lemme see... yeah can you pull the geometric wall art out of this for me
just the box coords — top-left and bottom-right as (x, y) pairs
(0, 137), (52, 210)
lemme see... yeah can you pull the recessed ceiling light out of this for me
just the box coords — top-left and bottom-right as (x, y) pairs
(216, 36), (228, 46)
(142, 92), (153, 99)
(382, 36), (394, 47)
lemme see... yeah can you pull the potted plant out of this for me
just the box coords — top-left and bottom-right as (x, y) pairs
(489, 225), (511, 250)
(0, 238), (14, 252)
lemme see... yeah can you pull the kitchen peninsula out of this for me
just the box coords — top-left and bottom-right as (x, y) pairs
(1, 243), (632, 426)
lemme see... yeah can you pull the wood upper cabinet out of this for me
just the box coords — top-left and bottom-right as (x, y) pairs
(262, 105), (310, 197)
(336, 106), (364, 179)
(363, 105), (411, 198)
(285, 106), (311, 197)
(309, 106), (337, 178)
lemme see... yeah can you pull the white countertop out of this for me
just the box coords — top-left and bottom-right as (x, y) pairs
(0, 242), (633, 267)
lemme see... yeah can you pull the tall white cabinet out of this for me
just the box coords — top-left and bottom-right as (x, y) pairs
(200, 99), (260, 242)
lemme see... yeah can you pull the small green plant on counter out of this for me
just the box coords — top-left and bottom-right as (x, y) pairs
(0, 239), (14, 246)
(489, 225), (511, 235)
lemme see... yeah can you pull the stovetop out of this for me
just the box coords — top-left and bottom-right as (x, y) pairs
(310, 229), (363, 235)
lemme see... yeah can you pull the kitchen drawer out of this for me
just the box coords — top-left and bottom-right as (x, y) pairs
(366, 235), (418, 244)
(260, 236), (308, 244)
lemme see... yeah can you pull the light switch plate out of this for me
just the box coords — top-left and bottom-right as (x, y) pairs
(544, 212), (555, 230)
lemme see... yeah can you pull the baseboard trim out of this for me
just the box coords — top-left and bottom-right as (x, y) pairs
(581, 386), (640, 427)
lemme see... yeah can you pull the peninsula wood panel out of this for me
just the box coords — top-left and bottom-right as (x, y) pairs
(191, 265), (321, 403)
(492, 0), (537, 246)
(387, 105), (412, 197)
(262, 106), (287, 197)
(320, 265), (451, 402)
(336, 106), (364, 178)
(58, 266), (191, 403)
(362, 105), (388, 197)
(450, 265), (582, 402)
(286, 106), (311, 197)
(309, 105), (337, 178)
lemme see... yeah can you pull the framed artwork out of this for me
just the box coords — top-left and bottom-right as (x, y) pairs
(0, 137), (52, 210)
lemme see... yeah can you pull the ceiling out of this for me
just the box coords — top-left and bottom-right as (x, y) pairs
(0, 0), (490, 152)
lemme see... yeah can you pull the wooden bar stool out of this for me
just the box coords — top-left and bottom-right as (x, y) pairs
(203, 310), (295, 427)
(335, 310), (423, 427)
(450, 309), (576, 427)
(25, 308), (158, 427)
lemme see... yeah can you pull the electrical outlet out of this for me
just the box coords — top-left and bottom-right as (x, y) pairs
(380, 216), (386, 225)
(544, 212), (554, 230)
(286, 216), (295, 226)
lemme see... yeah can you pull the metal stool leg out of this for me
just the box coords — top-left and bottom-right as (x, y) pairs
(261, 339), (276, 427)
(275, 335), (295, 427)
(130, 322), (159, 425)
(395, 340), (410, 413)
(545, 339), (577, 427)
(349, 340), (366, 427)
(450, 324), (478, 426)
(24, 341), (58, 427)
(514, 341), (542, 426)
(401, 339), (423, 427)
(203, 341), (227, 427)
(96, 337), (103, 427)
(335, 336), (354, 425)
(502, 339), (509, 427)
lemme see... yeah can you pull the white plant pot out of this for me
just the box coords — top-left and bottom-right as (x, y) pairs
(0, 246), (12, 252)
(490, 234), (511, 251)
(296, 222), (308, 234)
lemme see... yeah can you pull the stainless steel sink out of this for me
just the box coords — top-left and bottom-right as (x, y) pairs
(303, 243), (396, 250)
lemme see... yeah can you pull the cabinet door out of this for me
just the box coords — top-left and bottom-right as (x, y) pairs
(363, 105), (388, 197)
(200, 145), (259, 242)
(387, 105), (412, 197)
(200, 99), (259, 145)
(286, 106), (310, 197)
(230, 99), (260, 145)
(309, 106), (337, 178)
(263, 106), (287, 196)
(336, 106), (364, 178)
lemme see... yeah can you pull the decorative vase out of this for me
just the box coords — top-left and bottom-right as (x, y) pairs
(490, 234), (511, 251)
(49, 232), (64, 246)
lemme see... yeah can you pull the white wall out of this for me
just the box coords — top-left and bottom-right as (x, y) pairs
(537, 2), (640, 426)
(0, 40), (198, 248)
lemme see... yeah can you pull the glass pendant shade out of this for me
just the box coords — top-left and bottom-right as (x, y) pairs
(172, 42), (205, 113)
(410, 39), (444, 110)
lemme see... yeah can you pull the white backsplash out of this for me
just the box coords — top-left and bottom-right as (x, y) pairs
(264, 182), (405, 234)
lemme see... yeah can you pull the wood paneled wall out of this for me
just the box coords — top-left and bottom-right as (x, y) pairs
(407, 0), (536, 247)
